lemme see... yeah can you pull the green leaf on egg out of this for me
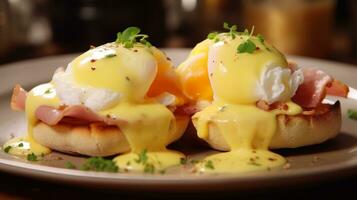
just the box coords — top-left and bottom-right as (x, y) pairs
(237, 39), (256, 54)
(207, 32), (218, 40)
(257, 34), (265, 43)
(116, 27), (151, 48)
(223, 22), (238, 39)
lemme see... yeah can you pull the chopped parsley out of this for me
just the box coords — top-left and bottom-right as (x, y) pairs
(4, 146), (11, 153)
(105, 53), (116, 58)
(65, 161), (76, 169)
(204, 160), (215, 170)
(180, 157), (187, 165)
(27, 153), (38, 161)
(44, 88), (52, 94)
(135, 149), (158, 173)
(135, 149), (148, 164)
(116, 27), (151, 48)
(18, 143), (23, 147)
(143, 163), (155, 174)
(257, 34), (265, 43)
(80, 157), (118, 172)
(348, 109), (357, 120)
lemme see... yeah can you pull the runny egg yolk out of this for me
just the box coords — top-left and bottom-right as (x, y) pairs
(177, 40), (213, 101)
(5, 43), (186, 172)
(178, 35), (302, 173)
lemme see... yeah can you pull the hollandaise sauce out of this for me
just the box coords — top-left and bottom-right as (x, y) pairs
(4, 83), (58, 157)
(193, 101), (301, 173)
(101, 103), (184, 172)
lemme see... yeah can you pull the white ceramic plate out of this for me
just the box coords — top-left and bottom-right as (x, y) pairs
(0, 49), (357, 191)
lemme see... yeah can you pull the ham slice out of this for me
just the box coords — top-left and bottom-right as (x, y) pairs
(292, 67), (349, 108)
(11, 84), (27, 111)
(11, 85), (126, 126)
(326, 79), (349, 97)
(35, 105), (126, 126)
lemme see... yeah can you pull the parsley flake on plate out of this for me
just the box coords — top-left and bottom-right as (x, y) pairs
(80, 157), (118, 173)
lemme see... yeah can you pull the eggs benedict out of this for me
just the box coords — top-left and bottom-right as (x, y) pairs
(6, 27), (189, 172)
(177, 23), (349, 173)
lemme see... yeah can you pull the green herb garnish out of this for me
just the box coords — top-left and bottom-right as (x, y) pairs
(105, 53), (116, 58)
(135, 149), (148, 164)
(237, 39), (256, 54)
(207, 32), (218, 40)
(207, 22), (264, 55)
(143, 163), (155, 174)
(27, 153), (38, 161)
(190, 159), (199, 164)
(223, 22), (238, 39)
(44, 88), (52, 94)
(18, 143), (23, 147)
(257, 34), (265, 43)
(204, 160), (215, 170)
(4, 146), (11, 153)
(80, 157), (118, 172)
(65, 161), (76, 169)
(348, 109), (357, 120)
(116, 27), (151, 48)
(180, 157), (187, 165)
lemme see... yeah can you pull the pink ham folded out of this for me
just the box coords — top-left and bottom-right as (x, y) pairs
(292, 67), (349, 108)
(11, 84), (27, 111)
(35, 105), (125, 126)
(11, 85), (126, 126)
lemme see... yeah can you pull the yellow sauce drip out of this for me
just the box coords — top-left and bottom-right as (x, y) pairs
(3, 137), (50, 156)
(193, 102), (301, 173)
(100, 103), (184, 171)
(4, 83), (60, 157)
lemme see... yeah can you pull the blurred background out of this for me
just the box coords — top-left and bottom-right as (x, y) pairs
(0, 0), (356, 65)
